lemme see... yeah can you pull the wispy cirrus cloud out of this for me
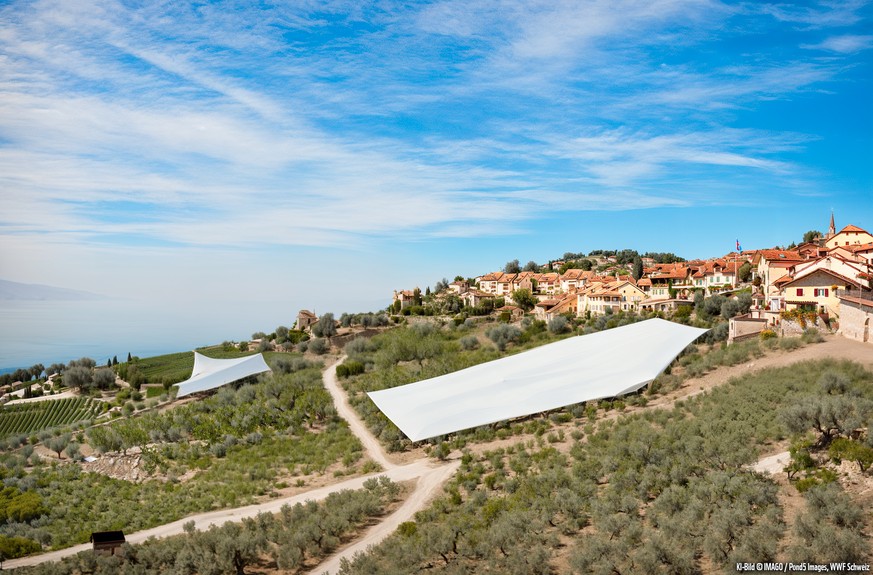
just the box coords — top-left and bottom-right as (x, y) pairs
(0, 0), (867, 260)
(803, 34), (873, 53)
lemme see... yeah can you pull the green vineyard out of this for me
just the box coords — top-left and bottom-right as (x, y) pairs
(0, 397), (103, 438)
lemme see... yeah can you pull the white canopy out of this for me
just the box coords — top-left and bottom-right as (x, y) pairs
(368, 318), (708, 441)
(175, 352), (271, 398)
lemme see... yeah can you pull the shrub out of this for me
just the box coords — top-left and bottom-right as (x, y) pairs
(547, 316), (569, 334)
(486, 324), (521, 351)
(345, 337), (376, 358)
(336, 360), (365, 378)
(459, 335), (480, 351)
(759, 329), (776, 340)
(779, 337), (802, 351)
(0, 535), (42, 559)
(801, 329), (824, 343)
(273, 357), (316, 374)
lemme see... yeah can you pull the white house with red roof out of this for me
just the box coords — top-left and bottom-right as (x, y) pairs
(824, 224), (873, 250)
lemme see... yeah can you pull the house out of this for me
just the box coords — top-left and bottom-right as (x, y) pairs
(91, 531), (125, 556)
(477, 272), (503, 295)
(494, 305), (524, 321)
(830, 242), (873, 265)
(461, 289), (494, 308)
(534, 298), (562, 321)
(296, 309), (318, 331)
(647, 264), (690, 299)
(796, 242), (826, 259)
(613, 281), (649, 312)
(448, 281), (469, 294)
(636, 277), (652, 293)
(511, 271), (538, 293)
(581, 283), (623, 315)
(824, 224), (873, 250)
(791, 255), (870, 287)
(780, 268), (867, 316)
(534, 293), (577, 322)
(535, 272), (560, 295)
(775, 254), (872, 316)
(751, 249), (805, 296)
(559, 269), (587, 293)
(578, 280), (649, 316)
(495, 273), (518, 296)
(838, 294), (873, 344)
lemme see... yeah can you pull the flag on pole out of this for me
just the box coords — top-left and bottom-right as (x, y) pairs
(736, 239), (742, 252)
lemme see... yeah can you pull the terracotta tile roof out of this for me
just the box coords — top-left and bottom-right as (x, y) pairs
(782, 267), (861, 288)
(838, 224), (868, 234)
(560, 269), (586, 280)
(756, 249), (804, 262)
(637, 278), (652, 286)
(479, 272), (503, 281)
(845, 242), (873, 253)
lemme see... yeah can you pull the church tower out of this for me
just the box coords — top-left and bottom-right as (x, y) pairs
(826, 211), (835, 240)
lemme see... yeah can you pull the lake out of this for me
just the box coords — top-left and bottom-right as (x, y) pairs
(0, 299), (298, 370)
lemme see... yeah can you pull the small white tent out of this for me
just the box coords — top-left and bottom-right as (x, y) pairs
(368, 318), (708, 441)
(175, 352), (271, 398)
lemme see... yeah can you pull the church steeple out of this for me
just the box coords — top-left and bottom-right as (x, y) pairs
(827, 211), (835, 239)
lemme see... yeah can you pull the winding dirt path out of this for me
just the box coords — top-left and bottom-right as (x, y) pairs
(307, 357), (459, 574)
(3, 460), (449, 570)
(314, 460), (460, 575)
(323, 356), (395, 470)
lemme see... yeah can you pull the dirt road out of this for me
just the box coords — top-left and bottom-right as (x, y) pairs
(323, 356), (395, 470)
(314, 460), (460, 575)
(4, 459), (452, 570)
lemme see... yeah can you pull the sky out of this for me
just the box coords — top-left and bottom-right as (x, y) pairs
(1, 0), (872, 318)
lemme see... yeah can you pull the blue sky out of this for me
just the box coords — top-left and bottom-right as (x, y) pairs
(1, 0), (871, 316)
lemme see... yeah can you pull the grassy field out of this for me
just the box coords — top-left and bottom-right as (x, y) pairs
(0, 398), (102, 439)
(125, 348), (290, 385)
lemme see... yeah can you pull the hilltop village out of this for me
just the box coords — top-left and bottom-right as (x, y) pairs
(391, 217), (873, 344)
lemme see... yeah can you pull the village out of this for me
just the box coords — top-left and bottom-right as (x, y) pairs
(392, 216), (873, 345)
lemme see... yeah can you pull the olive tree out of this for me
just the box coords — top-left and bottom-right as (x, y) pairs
(312, 313), (337, 338)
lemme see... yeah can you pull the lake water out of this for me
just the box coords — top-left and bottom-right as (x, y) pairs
(0, 299), (298, 370)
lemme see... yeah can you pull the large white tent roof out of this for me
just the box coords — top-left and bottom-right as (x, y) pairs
(368, 318), (708, 441)
(175, 352), (271, 398)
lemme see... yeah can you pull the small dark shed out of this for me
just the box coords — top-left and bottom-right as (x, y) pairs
(90, 531), (125, 555)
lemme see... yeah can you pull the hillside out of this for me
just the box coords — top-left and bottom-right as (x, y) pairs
(0, 279), (105, 301)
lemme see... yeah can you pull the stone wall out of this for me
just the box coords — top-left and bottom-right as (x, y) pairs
(779, 316), (828, 337)
(728, 314), (768, 343)
(838, 300), (873, 344)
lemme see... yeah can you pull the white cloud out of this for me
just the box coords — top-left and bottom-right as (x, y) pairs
(0, 0), (863, 259)
(756, 0), (868, 28)
(803, 34), (873, 53)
